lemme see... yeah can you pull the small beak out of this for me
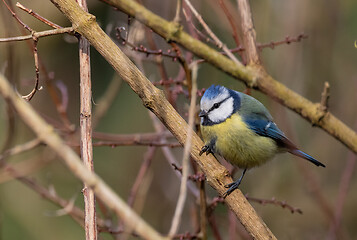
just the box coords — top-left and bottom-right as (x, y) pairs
(199, 110), (207, 118)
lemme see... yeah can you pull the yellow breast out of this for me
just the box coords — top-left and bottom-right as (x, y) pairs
(200, 114), (278, 169)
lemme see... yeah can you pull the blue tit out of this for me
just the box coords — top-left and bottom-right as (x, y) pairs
(199, 85), (325, 196)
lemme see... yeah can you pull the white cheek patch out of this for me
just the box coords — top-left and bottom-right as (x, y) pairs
(208, 97), (234, 123)
(200, 91), (230, 112)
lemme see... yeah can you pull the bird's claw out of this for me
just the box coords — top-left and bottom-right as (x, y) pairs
(199, 145), (213, 156)
(223, 181), (240, 198)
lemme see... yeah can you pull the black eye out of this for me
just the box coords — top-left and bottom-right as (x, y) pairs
(213, 103), (220, 109)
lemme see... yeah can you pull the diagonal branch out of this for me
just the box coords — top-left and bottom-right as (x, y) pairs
(48, 0), (276, 239)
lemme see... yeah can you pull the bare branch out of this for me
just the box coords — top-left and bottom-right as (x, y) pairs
(218, 0), (241, 48)
(93, 131), (174, 142)
(75, 0), (97, 238)
(2, 0), (32, 32)
(0, 138), (42, 161)
(236, 0), (260, 64)
(16, 2), (62, 29)
(173, 0), (182, 23)
(183, 0), (243, 67)
(22, 35), (41, 101)
(257, 33), (308, 50)
(92, 141), (181, 148)
(0, 27), (74, 42)
(245, 195), (303, 214)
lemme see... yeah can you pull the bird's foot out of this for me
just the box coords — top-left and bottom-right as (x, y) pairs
(223, 181), (241, 198)
(222, 168), (247, 198)
(199, 145), (214, 156)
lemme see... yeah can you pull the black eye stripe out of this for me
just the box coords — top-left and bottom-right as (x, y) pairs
(208, 97), (230, 112)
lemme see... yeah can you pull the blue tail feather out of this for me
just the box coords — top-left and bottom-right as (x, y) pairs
(290, 149), (325, 167)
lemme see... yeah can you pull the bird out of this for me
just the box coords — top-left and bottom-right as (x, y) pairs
(198, 85), (325, 197)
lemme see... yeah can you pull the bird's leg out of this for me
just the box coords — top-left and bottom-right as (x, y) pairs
(223, 168), (247, 197)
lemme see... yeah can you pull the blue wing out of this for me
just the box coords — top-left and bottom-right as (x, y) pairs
(243, 117), (325, 167)
(243, 117), (295, 149)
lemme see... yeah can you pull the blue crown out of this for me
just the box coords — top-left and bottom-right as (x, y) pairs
(203, 85), (228, 99)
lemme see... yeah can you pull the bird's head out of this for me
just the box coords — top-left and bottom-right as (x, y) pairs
(199, 85), (240, 126)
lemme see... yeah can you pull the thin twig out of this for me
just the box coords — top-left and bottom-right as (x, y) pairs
(92, 141), (181, 148)
(245, 195), (303, 214)
(22, 35), (41, 101)
(1, 0), (75, 128)
(116, 27), (179, 59)
(182, 7), (213, 44)
(127, 147), (156, 207)
(76, 0), (97, 239)
(152, 78), (184, 86)
(2, 0), (32, 32)
(170, 42), (192, 96)
(168, 63), (198, 237)
(194, 33), (309, 64)
(93, 131), (173, 142)
(173, 0), (182, 23)
(218, 0), (241, 48)
(2, 0), (44, 101)
(0, 155), (51, 184)
(0, 27), (74, 42)
(0, 25), (75, 128)
(150, 113), (200, 199)
(257, 33), (308, 50)
(208, 195), (303, 215)
(320, 81), (330, 112)
(144, 26), (174, 105)
(183, 0), (243, 67)
(0, 138), (42, 161)
(15, 2), (62, 29)
(171, 163), (206, 182)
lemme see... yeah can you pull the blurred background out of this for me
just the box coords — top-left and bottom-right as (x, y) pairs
(0, 0), (356, 239)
